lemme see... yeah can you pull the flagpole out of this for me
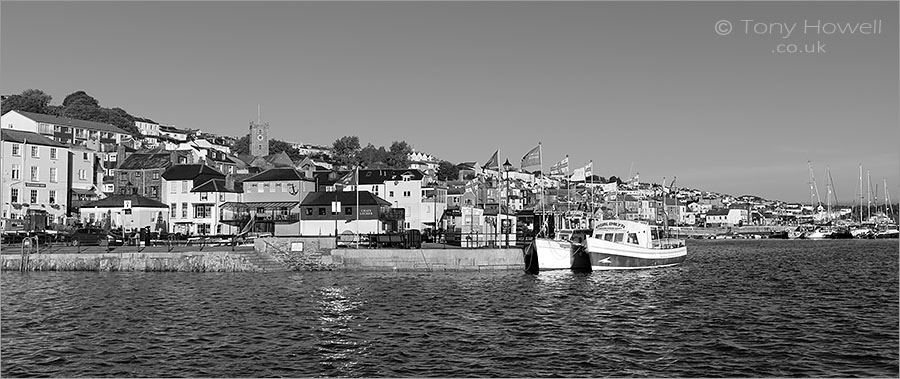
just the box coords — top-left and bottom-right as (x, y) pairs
(355, 165), (359, 248)
(566, 155), (570, 229)
(539, 142), (545, 237)
(589, 160), (593, 228)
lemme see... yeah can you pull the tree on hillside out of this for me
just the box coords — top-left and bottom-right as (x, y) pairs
(232, 135), (304, 161)
(1, 89), (53, 115)
(358, 143), (389, 168)
(62, 91), (100, 108)
(332, 136), (361, 168)
(232, 135), (251, 156)
(269, 139), (303, 161)
(436, 161), (460, 181)
(387, 140), (412, 169)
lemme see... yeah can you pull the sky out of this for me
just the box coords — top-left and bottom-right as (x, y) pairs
(1, 1), (897, 203)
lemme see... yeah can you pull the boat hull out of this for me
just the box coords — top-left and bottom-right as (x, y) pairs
(525, 238), (592, 273)
(586, 239), (687, 270)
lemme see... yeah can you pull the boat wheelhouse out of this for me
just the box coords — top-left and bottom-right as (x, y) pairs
(585, 220), (687, 270)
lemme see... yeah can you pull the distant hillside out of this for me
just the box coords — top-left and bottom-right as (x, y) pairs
(2, 89), (149, 136)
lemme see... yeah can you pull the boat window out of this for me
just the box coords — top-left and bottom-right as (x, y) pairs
(628, 233), (639, 245)
(614, 233), (624, 243)
(603, 233), (614, 242)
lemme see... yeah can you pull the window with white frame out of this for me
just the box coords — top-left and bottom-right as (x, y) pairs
(11, 144), (20, 156)
(49, 190), (56, 204)
(31, 146), (39, 158)
(11, 164), (20, 180)
(30, 189), (38, 203)
(30, 166), (38, 181)
(79, 169), (87, 180)
(50, 167), (57, 182)
(10, 188), (18, 203)
(50, 148), (57, 160)
(182, 180), (189, 193)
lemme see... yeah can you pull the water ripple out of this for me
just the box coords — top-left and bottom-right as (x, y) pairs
(2, 240), (898, 377)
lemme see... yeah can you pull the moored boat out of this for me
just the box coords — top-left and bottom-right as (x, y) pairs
(585, 220), (687, 270)
(524, 229), (593, 273)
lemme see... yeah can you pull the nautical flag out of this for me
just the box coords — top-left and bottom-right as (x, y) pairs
(572, 167), (586, 182)
(338, 169), (358, 186)
(549, 156), (569, 176)
(521, 145), (541, 168)
(599, 182), (618, 193)
(482, 150), (499, 170)
(583, 161), (593, 178)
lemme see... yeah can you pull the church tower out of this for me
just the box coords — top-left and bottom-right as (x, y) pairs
(250, 120), (269, 158)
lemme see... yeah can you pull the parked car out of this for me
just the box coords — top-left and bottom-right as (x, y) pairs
(69, 228), (107, 246)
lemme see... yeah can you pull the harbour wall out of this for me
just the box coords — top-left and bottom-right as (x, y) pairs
(0, 246), (275, 272)
(329, 248), (524, 271)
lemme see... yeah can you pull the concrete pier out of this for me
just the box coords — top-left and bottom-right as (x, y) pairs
(329, 248), (524, 271)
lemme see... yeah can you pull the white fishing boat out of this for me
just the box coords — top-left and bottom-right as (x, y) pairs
(524, 229), (593, 273)
(585, 220), (687, 270)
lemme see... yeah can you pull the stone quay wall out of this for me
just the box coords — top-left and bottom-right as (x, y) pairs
(330, 248), (525, 271)
(1, 247), (263, 272)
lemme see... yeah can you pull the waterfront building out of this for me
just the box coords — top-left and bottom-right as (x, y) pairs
(67, 144), (104, 217)
(0, 129), (70, 228)
(225, 167), (316, 236)
(112, 148), (196, 201)
(339, 169), (432, 231)
(704, 208), (748, 227)
(162, 164), (239, 235)
(79, 194), (169, 232)
(298, 191), (392, 236)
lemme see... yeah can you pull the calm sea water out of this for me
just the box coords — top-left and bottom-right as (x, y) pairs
(2, 240), (898, 377)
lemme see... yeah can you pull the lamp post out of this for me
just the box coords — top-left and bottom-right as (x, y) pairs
(503, 159), (512, 248)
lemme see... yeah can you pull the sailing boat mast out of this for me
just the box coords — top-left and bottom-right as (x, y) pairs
(867, 169), (872, 221)
(808, 161), (822, 221)
(884, 178), (895, 222)
(826, 166), (833, 223)
(858, 164), (864, 224)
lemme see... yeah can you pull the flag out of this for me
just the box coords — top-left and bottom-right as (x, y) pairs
(521, 145), (541, 168)
(572, 167), (586, 182)
(599, 182), (618, 193)
(482, 150), (499, 170)
(549, 156), (569, 176)
(584, 161), (593, 178)
(338, 169), (358, 186)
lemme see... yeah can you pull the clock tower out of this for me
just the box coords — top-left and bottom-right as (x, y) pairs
(249, 120), (269, 158)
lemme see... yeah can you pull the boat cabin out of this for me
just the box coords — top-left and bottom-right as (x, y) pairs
(591, 220), (683, 249)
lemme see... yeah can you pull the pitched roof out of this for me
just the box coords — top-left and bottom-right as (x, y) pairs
(706, 208), (731, 216)
(81, 194), (168, 208)
(300, 191), (391, 207)
(191, 178), (239, 193)
(13, 111), (127, 134)
(117, 153), (173, 170)
(343, 169), (425, 185)
(311, 170), (350, 186)
(1, 129), (67, 148)
(162, 164), (224, 180)
(244, 168), (312, 182)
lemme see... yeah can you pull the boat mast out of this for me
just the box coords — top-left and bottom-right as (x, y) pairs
(867, 169), (872, 221)
(808, 161), (822, 222)
(826, 166), (833, 223)
(858, 164), (864, 224)
(884, 178), (895, 223)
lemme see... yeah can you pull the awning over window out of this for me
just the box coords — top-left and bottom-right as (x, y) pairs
(221, 201), (300, 210)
